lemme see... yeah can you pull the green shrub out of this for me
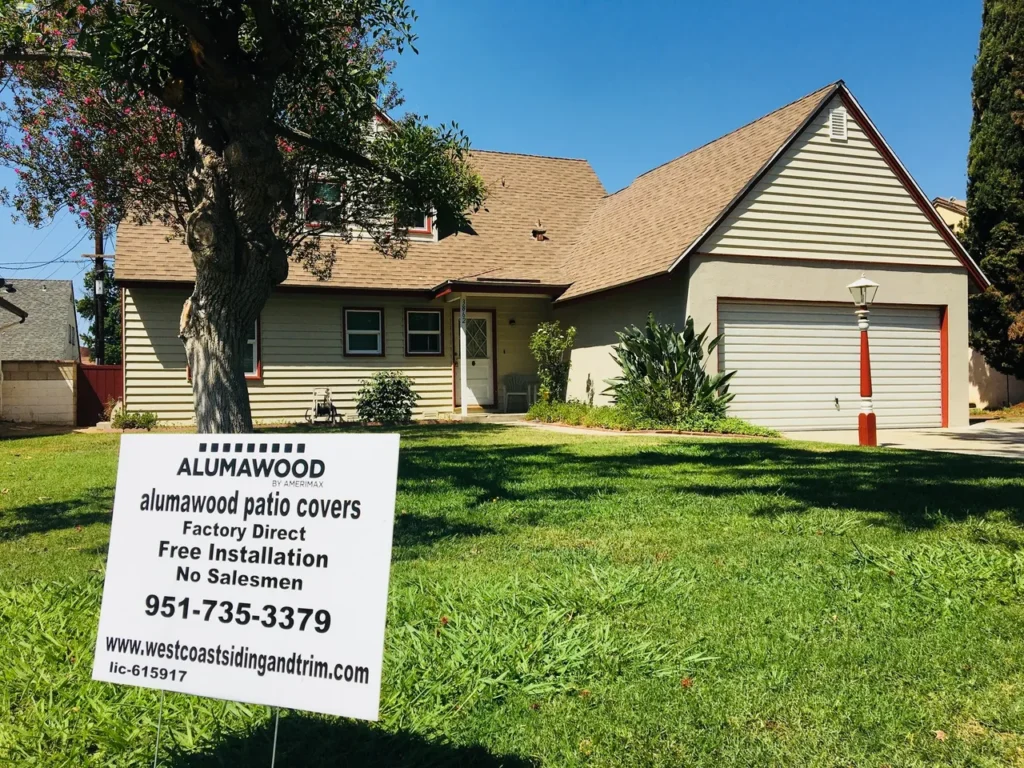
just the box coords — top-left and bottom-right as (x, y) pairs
(529, 321), (576, 403)
(527, 401), (777, 437)
(607, 314), (735, 424)
(111, 410), (158, 430)
(527, 400), (589, 425)
(357, 371), (419, 425)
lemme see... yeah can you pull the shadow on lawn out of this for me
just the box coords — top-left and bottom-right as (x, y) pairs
(0, 486), (112, 541)
(167, 713), (535, 767)
(393, 425), (1024, 531)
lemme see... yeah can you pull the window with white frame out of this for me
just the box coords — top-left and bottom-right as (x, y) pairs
(406, 310), (442, 355)
(344, 308), (383, 355)
(242, 319), (260, 377)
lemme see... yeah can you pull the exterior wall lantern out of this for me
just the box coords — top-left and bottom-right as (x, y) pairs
(848, 275), (880, 447)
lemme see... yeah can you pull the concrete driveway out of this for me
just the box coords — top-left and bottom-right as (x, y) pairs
(784, 420), (1024, 459)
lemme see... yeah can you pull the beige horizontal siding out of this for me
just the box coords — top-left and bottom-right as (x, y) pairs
(123, 286), (549, 424)
(703, 94), (956, 265)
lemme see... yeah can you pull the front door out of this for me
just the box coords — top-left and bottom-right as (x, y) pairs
(454, 311), (494, 406)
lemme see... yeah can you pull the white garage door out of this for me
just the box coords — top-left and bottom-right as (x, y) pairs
(718, 301), (942, 431)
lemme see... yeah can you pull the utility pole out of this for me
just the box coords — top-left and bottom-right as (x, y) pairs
(93, 225), (105, 365)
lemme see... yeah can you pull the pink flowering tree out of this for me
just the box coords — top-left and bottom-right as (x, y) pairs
(0, 64), (187, 240)
(0, 1), (485, 432)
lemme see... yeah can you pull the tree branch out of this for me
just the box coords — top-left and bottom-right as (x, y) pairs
(137, 0), (233, 81)
(273, 122), (408, 186)
(0, 49), (93, 64)
(247, 0), (293, 74)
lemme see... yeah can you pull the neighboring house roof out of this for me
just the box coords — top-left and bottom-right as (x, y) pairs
(0, 279), (79, 361)
(933, 197), (967, 216)
(113, 81), (988, 297)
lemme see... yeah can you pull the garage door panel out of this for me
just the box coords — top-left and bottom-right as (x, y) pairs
(719, 301), (942, 431)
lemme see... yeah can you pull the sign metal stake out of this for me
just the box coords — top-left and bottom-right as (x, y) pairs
(270, 707), (281, 768)
(153, 690), (165, 768)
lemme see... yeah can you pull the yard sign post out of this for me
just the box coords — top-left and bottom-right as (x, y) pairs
(92, 433), (401, 762)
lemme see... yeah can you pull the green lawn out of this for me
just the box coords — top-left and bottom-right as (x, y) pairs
(3, 425), (1024, 766)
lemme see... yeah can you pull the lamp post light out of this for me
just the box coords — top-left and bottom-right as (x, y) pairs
(848, 275), (880, 447)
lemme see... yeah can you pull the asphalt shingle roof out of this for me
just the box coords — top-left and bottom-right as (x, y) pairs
(0, 279), (78, 361)
(116, 82), (977, 299)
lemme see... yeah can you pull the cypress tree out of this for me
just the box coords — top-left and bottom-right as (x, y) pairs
(966, 0), (1024, 377)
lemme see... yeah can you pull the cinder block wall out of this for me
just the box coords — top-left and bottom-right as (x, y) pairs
(1, 361), (77, 425)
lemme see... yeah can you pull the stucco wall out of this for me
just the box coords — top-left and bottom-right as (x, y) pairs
(124, 286), (549, 423)
(553, 272), (688, 405)
(0, 360), (76, 424)
(685, 255), (971, 427)
(969, 349), (1024, 410)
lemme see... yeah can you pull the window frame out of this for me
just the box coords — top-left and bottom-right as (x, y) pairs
(242, 317), (261, 379)
(305, 179), (345, 229)
(406, 212), (432, 236)
(404, 308), (444, 357)
(343, 308), (385, 357)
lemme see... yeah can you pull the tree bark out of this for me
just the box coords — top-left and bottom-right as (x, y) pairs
(178, 90), (291, 434)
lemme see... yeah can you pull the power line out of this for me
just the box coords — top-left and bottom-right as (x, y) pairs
(19, 209), (69, 262)
(0, 259), (79, 270)
(1, 232), (88, 278)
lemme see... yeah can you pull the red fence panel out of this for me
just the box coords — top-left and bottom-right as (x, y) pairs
(77, 364), (123, 426)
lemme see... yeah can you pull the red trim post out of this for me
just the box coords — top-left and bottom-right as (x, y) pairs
(939, 306), (949, 428)
(857, 308), (877, 447)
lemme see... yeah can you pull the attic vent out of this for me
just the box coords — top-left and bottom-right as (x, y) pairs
(829, 106), (848, 142)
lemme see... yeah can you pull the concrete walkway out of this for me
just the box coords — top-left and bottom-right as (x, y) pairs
(783, 420), (1024, 460)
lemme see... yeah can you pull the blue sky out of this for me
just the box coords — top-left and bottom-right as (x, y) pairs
(0, 0), (979, 329)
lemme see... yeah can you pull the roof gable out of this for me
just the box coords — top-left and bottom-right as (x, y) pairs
(557, 82), (987, 301)
(556, 84), (838, 301)
(701, 93), (965, 267)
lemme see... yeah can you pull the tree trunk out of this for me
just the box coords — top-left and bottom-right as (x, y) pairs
(185, 306), (252, 432)
(178, 98), (291, 434)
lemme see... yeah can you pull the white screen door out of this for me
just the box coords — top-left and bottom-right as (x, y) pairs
(455, 311), (494, 406)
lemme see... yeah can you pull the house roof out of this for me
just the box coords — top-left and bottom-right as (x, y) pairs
(115, 150), (606, 291)
(0, 279), (78, 361)
(114, 82), (988, 297)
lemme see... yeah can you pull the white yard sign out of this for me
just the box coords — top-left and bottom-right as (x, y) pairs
(92, 433), (400, 720)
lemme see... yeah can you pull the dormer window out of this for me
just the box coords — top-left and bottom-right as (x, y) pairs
(400, 209), (432, 236)
(306, 180), (344, 227)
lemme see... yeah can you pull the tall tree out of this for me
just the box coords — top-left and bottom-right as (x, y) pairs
(77, 266), (121, 364)
(0, 1), (485, 432)
(965, 0), (1024, 378)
